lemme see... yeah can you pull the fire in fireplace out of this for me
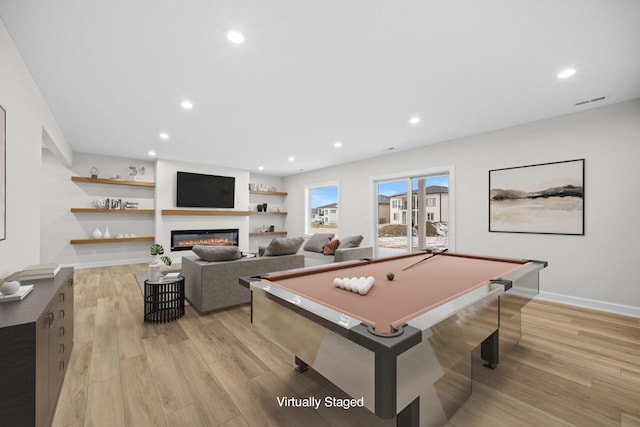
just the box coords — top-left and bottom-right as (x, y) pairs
(171, 228), (239, 251)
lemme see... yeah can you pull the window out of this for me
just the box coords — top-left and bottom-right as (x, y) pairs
(305, 182), (339, 235)
(373, 168), (452, 257)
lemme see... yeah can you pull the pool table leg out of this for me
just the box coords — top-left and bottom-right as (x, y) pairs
(481, 329), (499, 369)
(396, 396), (419, 427)
(294, 356), (309, 373)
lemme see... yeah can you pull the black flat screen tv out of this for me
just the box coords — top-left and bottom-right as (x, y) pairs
(176, 171), (235, 208)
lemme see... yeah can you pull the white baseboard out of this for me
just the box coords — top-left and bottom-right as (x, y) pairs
(536, 292), (640, 319)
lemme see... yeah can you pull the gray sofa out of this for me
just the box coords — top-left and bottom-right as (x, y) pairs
(300, 245), (373, 267)
(182, 253), (304, 313)
(296, 233), (373, 267)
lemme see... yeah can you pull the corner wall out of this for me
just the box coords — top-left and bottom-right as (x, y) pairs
(0, 19), (72, 277)
(283, 100), (640, 313)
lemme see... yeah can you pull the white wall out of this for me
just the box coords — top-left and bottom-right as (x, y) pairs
(40, 152), (155, 266)
(0, 19), (72, 277)
(155, 159), (250, 261)
(284, 100), (640, 314)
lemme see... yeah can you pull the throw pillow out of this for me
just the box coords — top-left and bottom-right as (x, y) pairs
(338, 235), (363, 248)
(192, 245), (242, 262)
(323, 239), (340, 255)
(263, 236), (305, 256)
(303, 233), (335, 253)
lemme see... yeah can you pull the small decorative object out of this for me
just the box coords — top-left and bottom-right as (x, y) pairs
(262, 203), (268, 211)
(90, 166), (99, 179)
(94, 198), (107, 209)
(148, 264), (160, 281)
(149, 243), (171, 281)
(269, 225), (275, 232)
(110, 198), (121, 209)
(92, 228), (102, 239)
(257, 204), (263, 212)
(129, 165), (146, 181)
(0, 280), (20, 295)
(150, 243), (172, 266)
(103, 226), (111, 239)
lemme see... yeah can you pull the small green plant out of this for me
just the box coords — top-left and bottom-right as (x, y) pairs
(150, 243), (172, 265)
(129, 165), (145, 176)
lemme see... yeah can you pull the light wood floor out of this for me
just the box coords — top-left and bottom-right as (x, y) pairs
(52, 264), (640, 427)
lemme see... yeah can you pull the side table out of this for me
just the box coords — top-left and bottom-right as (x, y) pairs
(144, 276), (185, 323)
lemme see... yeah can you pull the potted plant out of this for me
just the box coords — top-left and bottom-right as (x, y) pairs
(129, 165), (145, 181)
(149, 243), (171, 281)
(150, 243), (172, 266)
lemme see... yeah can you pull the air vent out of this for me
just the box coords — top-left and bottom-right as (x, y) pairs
(575, 96), (606, 107)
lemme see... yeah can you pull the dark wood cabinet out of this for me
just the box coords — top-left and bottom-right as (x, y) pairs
(0, 267), (74, 427)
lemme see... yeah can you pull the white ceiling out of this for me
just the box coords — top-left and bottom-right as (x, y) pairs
(1, 1), (639, 176)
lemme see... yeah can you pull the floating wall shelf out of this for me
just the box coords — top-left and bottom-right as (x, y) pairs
(249, 211), (287, 215)
(70, 208), (155, 214)
(249, 190), (288, 197)
(71, 176), (156, 187)
(249, 232), (288, 237)
(70, 236), (154, 245)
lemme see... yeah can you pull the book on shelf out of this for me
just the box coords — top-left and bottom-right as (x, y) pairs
(20, 263), (61, 280)
(0, 285), (34, 303)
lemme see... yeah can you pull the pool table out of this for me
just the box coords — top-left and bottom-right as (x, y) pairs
(239, 251), (546, 427)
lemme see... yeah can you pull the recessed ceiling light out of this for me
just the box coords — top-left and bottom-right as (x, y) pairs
(334, 141), (342, 148)
(288, 156), (295, 162)
(226, 30), (246, 44)
(180, 99), (193, 110)
(159, 132), (169, 140)
(409, 116), (421, 125)
(557, 68), (576, 79)
(148, 150), (156, 157)
(258, 166), (264, 171)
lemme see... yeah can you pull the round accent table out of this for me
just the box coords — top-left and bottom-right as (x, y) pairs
(144, 276), (185, 323)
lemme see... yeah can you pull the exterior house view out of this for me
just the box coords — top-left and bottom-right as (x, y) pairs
(389, 186), (449, 225)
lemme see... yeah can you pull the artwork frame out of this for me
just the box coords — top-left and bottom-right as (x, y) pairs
(0, 105), (5, 241)
(489, 159), (585, 235)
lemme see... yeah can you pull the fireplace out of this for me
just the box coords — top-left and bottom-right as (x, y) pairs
(171, 228), (239, 251)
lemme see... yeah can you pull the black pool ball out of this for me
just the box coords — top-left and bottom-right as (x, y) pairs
(387, 272), (395, 281)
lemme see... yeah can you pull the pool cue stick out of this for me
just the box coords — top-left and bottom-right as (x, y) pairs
(401, 249), (448, 271)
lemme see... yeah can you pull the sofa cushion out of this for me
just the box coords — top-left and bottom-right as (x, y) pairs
(263, 236), (304, 256)
(323, 239), (340, 255)
(192, 245), (242, 262)
(338, 235), (363, 248)
(303, 233), (335, 253)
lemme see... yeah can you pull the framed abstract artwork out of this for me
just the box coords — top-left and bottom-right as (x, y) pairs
(0, 105), (5, 241)
(489, 159), (584, 235)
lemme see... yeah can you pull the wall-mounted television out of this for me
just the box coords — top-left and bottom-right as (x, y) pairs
(176, 171), (235, 208)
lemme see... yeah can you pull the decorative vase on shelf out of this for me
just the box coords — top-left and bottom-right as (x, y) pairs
(103, 226), (111, 239)
(92, 228), (102, 239)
